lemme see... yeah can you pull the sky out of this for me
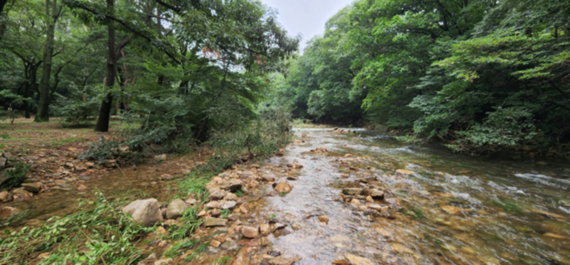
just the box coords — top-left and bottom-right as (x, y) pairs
(259, 0), (355, 52)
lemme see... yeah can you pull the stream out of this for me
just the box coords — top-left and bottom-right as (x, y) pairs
(2, 127), (570, 264)
(258, 127), (570, 264)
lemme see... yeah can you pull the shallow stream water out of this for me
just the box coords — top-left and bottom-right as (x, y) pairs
(2, 127), (570, 265)
(259, 128), (570, 265)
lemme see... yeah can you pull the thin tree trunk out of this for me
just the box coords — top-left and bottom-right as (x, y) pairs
(35, 0), (59, 122)
(95, 0), (116, 132)
(0, 0), (8, 36)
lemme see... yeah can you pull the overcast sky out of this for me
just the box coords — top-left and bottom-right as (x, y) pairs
(259, 0), (355, 52)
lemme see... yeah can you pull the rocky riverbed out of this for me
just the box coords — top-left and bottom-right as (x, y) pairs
(2, 127), (570, 264)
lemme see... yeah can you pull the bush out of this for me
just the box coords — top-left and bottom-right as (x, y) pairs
(0, 162), (31, 189)
(52, 94), (99, 127)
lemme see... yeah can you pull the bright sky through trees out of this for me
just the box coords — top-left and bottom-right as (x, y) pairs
(260, 0), (355, 52)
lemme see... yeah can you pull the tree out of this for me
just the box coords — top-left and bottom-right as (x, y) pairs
(35, 0), (64, 122)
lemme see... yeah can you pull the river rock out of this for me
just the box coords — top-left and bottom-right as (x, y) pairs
(241, 226), (259, 238)
(274, 181), (293, 194)
(395, 169), (414, 175)
(261, 174), (276, 182)
(239, 171), (255, 180)
(260, 224), (270, 235)
(318, 215), (329, 224)
(0, 158), (7, 168)
(206, 201), (221, 209)
(208, 190), (226, 200)
(344, 254), (374, 265)
(369, 189), (384, 198)
(12, 188), (33, 201)
(160, 174), (173, 180)
(222, 201), (237, 210)
(77, 185), (87, 191)
(166, 199), (188, 219)
(220, 179), (243, 192)
(137, 253), (157, 265)
(154, 258), (173, 265)
(0, 191), (12, 202)
(224, 192), (239, 201)
(268, 255), (302, 265)
(342, 188), (363, 195)
(122, 199), (164, 227)
(204, 217), (227, 227)
(185, 198), (197, 205)
(332, 259), (350, 265)
(22, 183), (42, 193)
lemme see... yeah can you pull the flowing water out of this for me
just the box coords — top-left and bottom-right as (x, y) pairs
(2, 127), (570, 265)
(258, 128), (570, 265)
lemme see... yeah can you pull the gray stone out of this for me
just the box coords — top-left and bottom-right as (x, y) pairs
(185, 198), (197, 205)
(208, 190), (226, 201)
(204, 217), (227, 227)
(137, 253), (157, 265)
(268, 255), (302, 265)
(220, 240), (238, 251)
(220, 179), (243, 192)
(222, 201), (237, 210)
(166, 199), (188, 219)
(0, 158), (6, 168)
(122, 199), (164, 227)
(342, 188), (363, 195)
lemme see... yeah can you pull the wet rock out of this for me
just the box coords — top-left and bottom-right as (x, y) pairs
(368, 189), (384, 199)
(268, 255), (302, 265)
(385, 198), (401, 210)
(291, 223), (301, 230)
(239, 171), (255, 180)
(532, 209), (567, 222)
(365, 196), (374, 202)
(101, 160), (116, 168)
(260, 224), (270, 235)
(0, 191), (12, 202)
(210, 240), (222, 247)
(224, 192), (239, 201)
(155, 154), (167, 161)
(259, 237), (269, 246)
(274, 181), (293, 194)
(222, 201), (237, 210)
(395, 169), (415, 175)
(318, 215), (329, 224)
(77, 184), (87, 191)
(221, 240), (238, 251)
(208, 190), (226, 201)
(0, 206), (20, 219)
(332, 259), (350, 265)
(22, 183), (42, 193)
(233, 249), (250, 265)
(344, 254), (373, 265)
(160, 174), (173, 180)
(350, 198), (361, 208)
(210, 209), (221, 217)
(344, 154), (353, 158)
(266, 191), (279, 197)
(340, 174), (350, 178)
(154, 258), (173, 265)
(241, 226), (259, 238)
(268, 250), (281, 257)
(220, 179), (243, 192)
(204, 217), (227, 227)
(286, 175), (299, 181)
(261, 174), (276, 182)
(342, 188), (363, 195)
(122, 199), (164, 227)
(166, 199), (188, 219)
(544, 232), (566, 239)
(12, 188), (33, 201)
(137, 253), (157, 265)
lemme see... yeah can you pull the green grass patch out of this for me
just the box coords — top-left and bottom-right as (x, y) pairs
(493, 199), (522, 213)
(48, 137), (83, 147)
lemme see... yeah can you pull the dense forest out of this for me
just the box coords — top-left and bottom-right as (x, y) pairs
(1, 0), (569, 155)
(271, 0), (570, 154)
(0, 0), (298, 154)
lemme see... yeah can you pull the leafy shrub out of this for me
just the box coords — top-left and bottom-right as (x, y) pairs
(0, 192), (154, 264)
(0, 162), (31, 189)
(52, 96), (100, 127)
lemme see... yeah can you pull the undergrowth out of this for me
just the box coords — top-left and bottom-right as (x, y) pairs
(0, 162), (31, 189)
(0, 192), (154, 264)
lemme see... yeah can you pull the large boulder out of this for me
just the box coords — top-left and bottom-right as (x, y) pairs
(122, 199), (163, 227)
(166, 199), (188, 219)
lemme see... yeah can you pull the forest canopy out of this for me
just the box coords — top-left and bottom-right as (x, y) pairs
(272, 0), (570, 154)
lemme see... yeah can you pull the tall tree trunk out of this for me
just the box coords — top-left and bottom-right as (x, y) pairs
(0, 0), (8, 36)
(95, 0), (116, 132)
(35, 0), (58, 122)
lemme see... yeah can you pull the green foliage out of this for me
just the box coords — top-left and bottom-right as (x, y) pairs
(0, 162), (31, 189)
(168, 207), (201, 240)
(493, 199), (522, 213)
(0, 192), (153, 264)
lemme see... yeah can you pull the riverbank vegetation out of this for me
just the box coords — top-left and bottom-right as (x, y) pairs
(273, 0), (570, 156)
